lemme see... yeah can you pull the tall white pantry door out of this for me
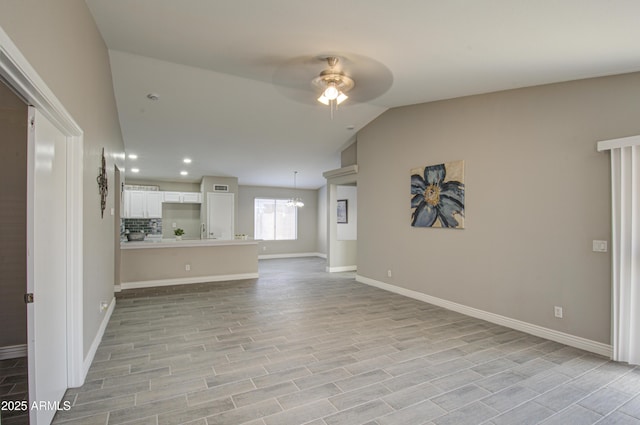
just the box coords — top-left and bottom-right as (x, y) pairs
(207, 192), (234, 240)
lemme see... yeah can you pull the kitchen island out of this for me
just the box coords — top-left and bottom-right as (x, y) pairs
(119, 238), (258, 291)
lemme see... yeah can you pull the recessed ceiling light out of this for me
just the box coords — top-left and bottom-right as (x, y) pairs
(131, 168), (140, 173)
(128, 154), (138, 159)
(180, 171), (188, 176)
(183, 158), (192, 164)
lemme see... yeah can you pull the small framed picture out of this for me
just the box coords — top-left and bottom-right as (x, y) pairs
(337, 199), (348, 224)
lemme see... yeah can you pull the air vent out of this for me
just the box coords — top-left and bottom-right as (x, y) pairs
(213, 184), (229, 192)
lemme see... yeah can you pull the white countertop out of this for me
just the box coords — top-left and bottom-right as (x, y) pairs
(121, 237), (258, 250)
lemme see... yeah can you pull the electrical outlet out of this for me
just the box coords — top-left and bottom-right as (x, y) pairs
(185, 264), (191, 271)
(554, 306), (563, 318)
(172, 222), (177, 228)
(387, 269), (392, 278)
(262, 246), (267, 251)
(592, 240), (608, 252)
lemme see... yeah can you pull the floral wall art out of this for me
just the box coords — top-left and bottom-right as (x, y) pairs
(411, 160), (465, 228)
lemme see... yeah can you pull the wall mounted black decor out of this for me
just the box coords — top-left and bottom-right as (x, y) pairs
(97, 147), (108, 218)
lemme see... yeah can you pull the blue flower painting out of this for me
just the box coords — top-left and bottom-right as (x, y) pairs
(411, 161), (465, 228)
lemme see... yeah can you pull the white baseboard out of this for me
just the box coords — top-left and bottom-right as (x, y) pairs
(327, 265), (357, 272)
(0, 344), (27, 360)
(259, 252), (325, 260)
(356, 275), (613, 358)
(120, 273), (259, 290)
(82, 296), (115, 381)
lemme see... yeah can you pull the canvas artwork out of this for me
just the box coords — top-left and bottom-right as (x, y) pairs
(411, 160), (465, 228)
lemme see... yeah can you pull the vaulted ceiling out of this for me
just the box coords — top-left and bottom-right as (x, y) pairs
(85, 0), (640, 188)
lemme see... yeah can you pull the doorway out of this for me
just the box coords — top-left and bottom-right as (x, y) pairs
(0, 76), (29, 425)
(324, 165), (358, 272)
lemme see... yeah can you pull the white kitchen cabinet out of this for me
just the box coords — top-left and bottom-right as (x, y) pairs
(162, 191), (202, 204)
(125, 190), (145, 218)
(145, 192), (163, 218)
(123, 190), (163, 218)
(162, 191), (181, 203)
(181, 192), (201, 203)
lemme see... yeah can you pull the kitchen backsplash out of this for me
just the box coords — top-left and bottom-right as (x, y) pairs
(123, 218), (163, 235)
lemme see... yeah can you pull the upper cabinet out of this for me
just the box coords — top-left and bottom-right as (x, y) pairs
(123, 190), (163, 218)
(162, 191), (202, 204)
(123, 190), (202, 218)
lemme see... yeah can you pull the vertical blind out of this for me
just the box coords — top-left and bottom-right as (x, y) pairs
(598, 135), (640, 365)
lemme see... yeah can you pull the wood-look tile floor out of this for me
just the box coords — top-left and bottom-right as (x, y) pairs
(0, 357), (29, 425)
(52, 257), (640, 425)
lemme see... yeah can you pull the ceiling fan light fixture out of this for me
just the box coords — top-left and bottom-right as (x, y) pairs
(323, 83), (340, 100)
(312, 57), (355, 117)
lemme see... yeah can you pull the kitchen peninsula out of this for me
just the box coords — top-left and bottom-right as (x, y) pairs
(119, 238), (258, 291)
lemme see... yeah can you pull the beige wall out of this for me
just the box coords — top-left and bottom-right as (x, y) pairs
(121, 244), (258, 283)
(341, 141), (357, 167)
(317, 185), (327, 255)
(0, 1), (125, 357)
(0, 80), (27, 348)
(357, 72), (640, 345)
(238, 185), (319, 255)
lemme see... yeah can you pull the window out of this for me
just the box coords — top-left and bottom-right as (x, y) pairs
(254, 198), (297, 240)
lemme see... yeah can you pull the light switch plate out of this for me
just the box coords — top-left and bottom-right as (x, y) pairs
(592, 240), (608, 252)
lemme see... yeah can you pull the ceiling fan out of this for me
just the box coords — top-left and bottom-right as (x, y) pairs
(271, 52), (393, 112)
(312, 57), (355, 113)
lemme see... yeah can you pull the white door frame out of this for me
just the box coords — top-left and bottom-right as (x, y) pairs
(0, 26), (85, 387)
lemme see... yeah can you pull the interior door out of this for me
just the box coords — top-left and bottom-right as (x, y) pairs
(27, 107), (68, 425)
(207, 192), (234, 239)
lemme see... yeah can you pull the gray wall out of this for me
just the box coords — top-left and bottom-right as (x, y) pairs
(317, 185), (327, 255)
(0, 0), (126, 357)
(357, 72), (640, 345)
(238, 185), (319, 255)
(341, 141), (357, 167)
(0, 80), (27, 348)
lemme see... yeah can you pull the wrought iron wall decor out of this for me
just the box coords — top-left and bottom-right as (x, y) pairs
(97, 147), (108, 218)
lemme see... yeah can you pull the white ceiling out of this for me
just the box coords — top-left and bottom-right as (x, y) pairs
(85, 0), (640, 189)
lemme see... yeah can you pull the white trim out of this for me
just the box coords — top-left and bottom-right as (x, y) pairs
(0, 26), (85, 388)
(66, 135), (84, 387)
(259, 252), (325, 260)
(322, 164), (358, 180)
(597, 134), (640, 152)
(114, 285), (122, 293)
(121, 239), (258, 250)
(0, 344), (28, 360)
(356, 275), (613, 358)
(120, 273), (259, 290)
(83, 297), (115, 380)
(327, 265), (357, 272)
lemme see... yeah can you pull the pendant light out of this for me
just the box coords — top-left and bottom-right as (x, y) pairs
(286, 171), (304, 207)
